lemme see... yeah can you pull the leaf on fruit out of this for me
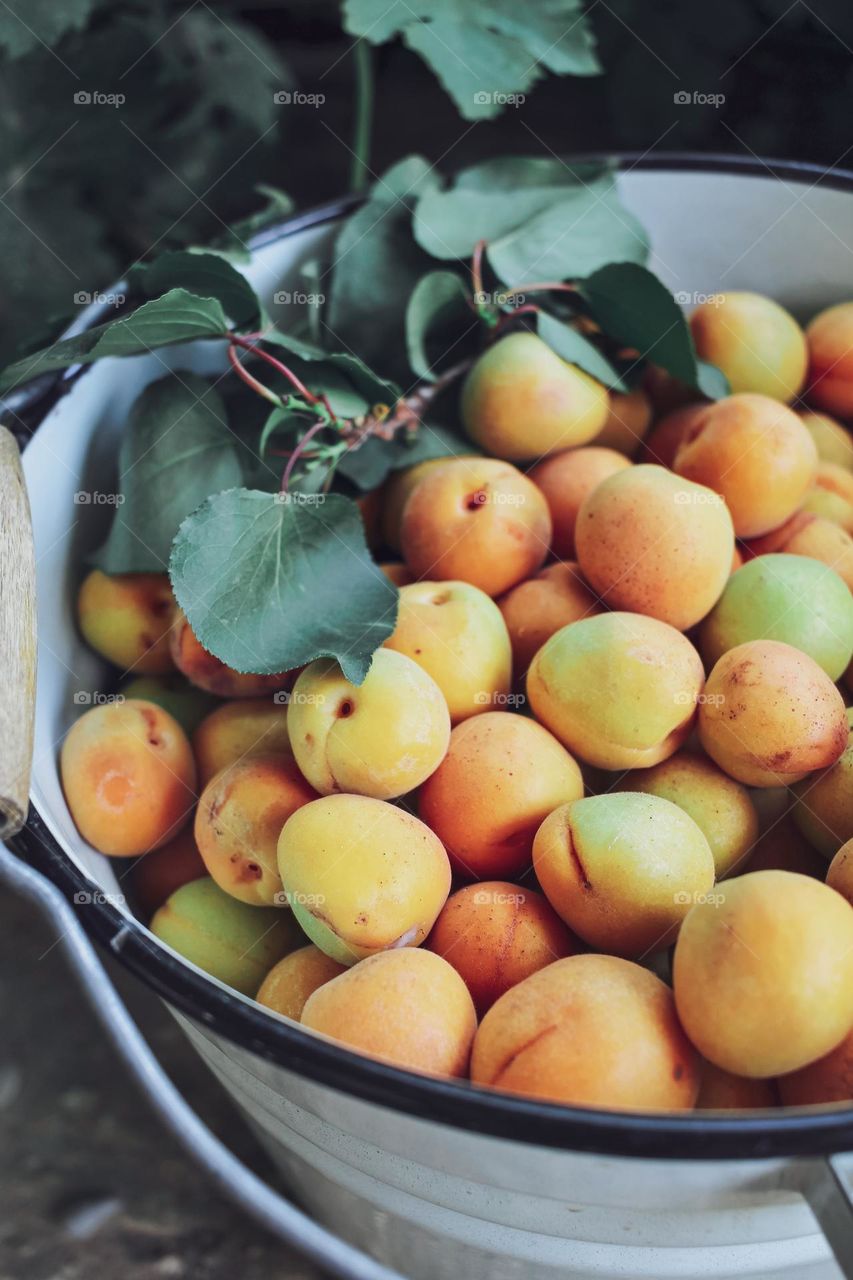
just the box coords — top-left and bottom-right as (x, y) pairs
(169, 488), (398, 684)
(141, 252), (261, 328)
(536, 311), (628, 392)
(579, 263), (729, 398)
(93, 375), (243, 574)
(405, 271), (476, 380)
(336, 423), (472, 491)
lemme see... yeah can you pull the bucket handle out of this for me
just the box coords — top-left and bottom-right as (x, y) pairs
(0, 424), (36, 840)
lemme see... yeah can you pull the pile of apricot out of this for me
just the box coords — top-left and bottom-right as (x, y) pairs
(62, 290), (853, 1114)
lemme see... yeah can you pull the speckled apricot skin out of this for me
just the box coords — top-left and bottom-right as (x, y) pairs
(590, 387), (652, 455)
(673, 870), (853, 1077)
(575, 464), (734, 631)
(277, 794), (451, 965)
(621, 750), (758, 880)
(400, 457), (552, 597)
(78, 570), (176, 674)
(698, 640), (848, 788)
(286, 650), (450, 800)
(61, 699), (196, 856)
(674, 394), (817, 538)
(192, 698), (291, 788)
(528, 446), (631, 558)
(418, 711), (583, 881)
(801, 411), (853, 470)
(690, 292), (808, 402)
(170, 609), (290, 698)
(806, 302), (853, 418)
(129, 825), (206, 918)
(638, 403), (708, 468)
(533, 793), (715, 958)
(381, 457), (472, 552)
(384, 580), (512, 724)
(471, 953), (700, 1111)
(696, 1064), (779, 1110)
(527, 611), (704, 771)
(194, 755), (318, 907)
(497, 562), (602, 676)
(745, 511), (853, 593)
(426, 881), (579, 1016)
(827, 840), (853, 905)
(301, 947), (477, 1078)
(255, 944), (346, 1020)
(791, 710), (853, 857)
(460, 332), (609, 462)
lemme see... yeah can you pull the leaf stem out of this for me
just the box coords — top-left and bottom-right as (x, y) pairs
(508, 280), (578, 296)
(349, 40), (374, 194)
(281, 420), (329, 494)
(229, 333), (337, 422)
(227, 342), (281, 405)
(471, 240), (486, 302)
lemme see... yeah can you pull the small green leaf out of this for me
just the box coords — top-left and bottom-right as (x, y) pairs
(141, 252), (260, 328)
(336, 422), (472, 492)
(262, 330), (399, 407)
(405, 271), (474, 381)
(93, 375), (242, 574)
(169, 488), (398, 684)
(258, 404), (307, 458)
(536, 311), (628, 392)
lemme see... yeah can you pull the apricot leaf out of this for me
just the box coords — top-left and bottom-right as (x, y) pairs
(142, 252), (261, 328)
(405, 271), (475, 380)
(169, 488), (398, 683)
(262, 330), (399, 407)
(536, 311), (628, 392)
(337, 423), (472, 491)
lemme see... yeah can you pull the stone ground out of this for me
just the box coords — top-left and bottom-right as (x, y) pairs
(0, 887), (329, 1280)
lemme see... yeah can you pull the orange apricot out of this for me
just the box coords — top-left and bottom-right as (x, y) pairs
(528, 446), (631, 558)
(192, 698), (291, 788)
(806, 302), (853, 419)
(497, 562), (602, 675)
(170, 609), (290, 698)
(78, 570), (175, 674)
(256, 945), (347, 1020)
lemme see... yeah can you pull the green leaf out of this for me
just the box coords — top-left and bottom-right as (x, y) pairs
(262, 330), (399, 407)
(536, 311), (628, 392)
(0, 0), (96, 56)
(141, 252), (260, 328)
(169, 488), (398, 684)
(93, 376), (242, 574)
(258, 404), (308, 458)
(405, 271), (474, 380)
(579, 263), (729, 399)
(336, 423), (473, 492)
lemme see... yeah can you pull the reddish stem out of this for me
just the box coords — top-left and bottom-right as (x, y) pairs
(230, 333), (337, 422)
(471, 239), (486, 301)
(281, 420), (328, 494)
(493, 302), (541, 335)
(227, 342), (280, 405)
(510, 280), (578, 296)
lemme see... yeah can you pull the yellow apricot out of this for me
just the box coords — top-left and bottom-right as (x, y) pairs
(78, 570), (175, 674)
(638, 403), (708, 468)
(745, 512), (853, 593)
(528, 446), (631, 558)
(590, 386), (652, 455)
(690, 291), (807, 402)
(806, 302), (853, 418)
(192, 698), (291, 787)
(381, 457), (467, 551)
(791, 710), (853, 856)
(827, 839), (853, 904)
(801, 411), (853, 470)
(497, 562), (602, 676)
(256, 945), (346, 1020)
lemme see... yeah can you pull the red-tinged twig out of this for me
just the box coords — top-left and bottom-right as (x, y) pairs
(227, 342), (281, 405)
(471, 239), (486, 302)
(230, 333), (337, 422)
(280, 420), (329, 494)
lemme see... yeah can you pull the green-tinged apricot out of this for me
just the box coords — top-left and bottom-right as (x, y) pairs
(193, 698), (291, 788)
(575, 464), (734, 630)
(698, 640), (848, 787)
(78, 570), (176, 674)
(533, 793), (715, 958)
(591, 387), (652, 455)
(381, 458), (469, 551)
(800, 486), (853, 535)
(744, 815), (827, 879)
(827, 840), (853, 904)
(277, 794), (451, 964)
(255, 945), (346, 1020)
(384, 580), (511, 723)
(427, 881), (579, 1016)
(195, 756), (318, 907)
(745, 511), (853, 593)
(121, 675), (217, 737)
(815, 460), (853, 506)
(401, 456), (551, 597)
(301, 948), (477, 1078)
(690, 292), (807, 402)
(418, 712), (583, 880)
(471, 954), (700, 1110)
(778, 1028), (853, 1106)
(700, 554), (853, 681)
(638, 403), (708, 468)
(61, 699), (196, 856)
(528, 446), (631, 558)
(527, 612), (704, 770)
(130, 825), (206, 918)
(622, 751), (758, 879)
(806, 302), (853, 418)
(673, 870), (853, 1077)
(460, 332), (609, 461)
(674, 394), (817, 538)
(497, 562), (602, 676)
(801, 411), (853, 470)
(791, 709), (853, 856)
(696, 1064), (779, 1110)
(287, 650), (449, 800)
(150, 877), (301, 996)
(170, 609), (289, 698)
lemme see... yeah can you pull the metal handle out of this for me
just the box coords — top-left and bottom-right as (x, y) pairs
(784, 1155), (853, 1277)
(0, 842), (403, 1280)
(0, 425), (36, 839)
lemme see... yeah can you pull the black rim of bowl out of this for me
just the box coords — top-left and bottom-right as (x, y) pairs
(10, 150), (853, 1162)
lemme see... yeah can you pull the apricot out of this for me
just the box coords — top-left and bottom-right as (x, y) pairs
(590, 387), (652, 455)
(384, 580), (511, 723)
(827, 839), (853, 904)
(527, 612), (704, 770)
(638, 403), (707, 468)
(277, 794), (451, 964)
(427, 881), (579, 1015)
(806, 302), (853, 418)
(195, 756), (317, 907)
(287, 650), (449, 800)
(801, 411), (853, 470)
(381, 457), (466, 551)
(622, 751), (758, 880)
(379, 561), (414, 587)
(690, 292), (807, 402)
(497, 562), (602, 675)
(533, 793), (715, 958)
(460, 332), (609, 461)
(575, 464), (734, 630)
(778, 1028), (853, 1106)
(170, 609), (289, 698)
(673, 394), (817, 538)
(357, 488), (382, 551)
(815, 460), (853, 506)
(696, 1064), (778, 1110)
(800, 486), (853, 535)
(418, 712), (583, 880)
(698, 640), (848, 787)
(150, 877), (301, 996)
(130, 826), (205, 918)
(192, 698), (291, 788)
(121, 675), (216, 737)
(301, 947), (476, 1078)
(700, 554), (853, 681)
(471, 953), (699, 1110)
(528, 446), (631, 558)
(61, 699), (196, 856)
(744, 815), (827, 880)
(78, 570), (175, 674)
(674, 870), (853, 1077)
(400, 457), (551, 597)
(643, 363), (696, 415)
(255, 944), (346, 1020)
(746, 512), (853, 593)
(791, 710), (853, 856)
